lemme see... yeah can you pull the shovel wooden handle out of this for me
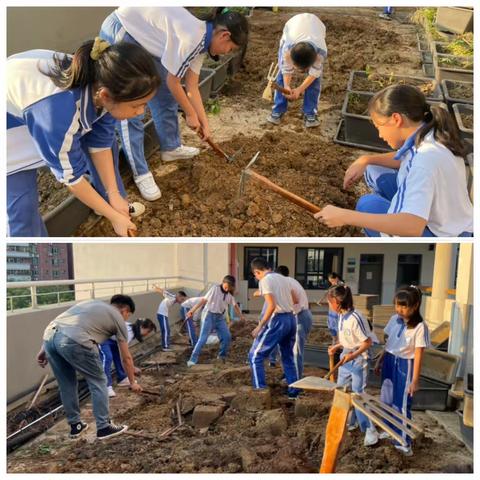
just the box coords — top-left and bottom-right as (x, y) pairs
(246, 170), (321, 214)
(127, 229), (137, 237)
(271, 82), (291, 95)
(328, 354), (336, 382)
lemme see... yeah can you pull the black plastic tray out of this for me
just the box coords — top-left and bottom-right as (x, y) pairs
(334, 119), (392, 153)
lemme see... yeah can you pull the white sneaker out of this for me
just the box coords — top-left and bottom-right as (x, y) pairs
(134, 172), (161, 201)
(348, 422), (359, 432)
(187, 360), (196, 368)
(379, 431), (391, 440)
(364, 427), (379, 446)
(394, 445), (413, 456)
(161, 145), (199, 162)
(107, 386), (116, 398)
(117, 377), (130, 387)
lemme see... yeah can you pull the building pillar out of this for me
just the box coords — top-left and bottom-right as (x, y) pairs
(425, 244), (454, 329)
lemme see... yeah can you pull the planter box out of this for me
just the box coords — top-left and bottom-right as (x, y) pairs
(433, 53), (473, 83)
(198, 68), (215, 102)
(436, 7), (473, 35)
(452, 103), (473, 154)
(210, 58), (230, 95)
(334, 119), (392, 153)
(421, 51), (433, 64)
(417, 33), (429, 52)
(456, 410), (473, 451)
(422, 63), (434, 78)
(441, 79), (473, 110)
(342, 91), (394, 150)
(347, 71), (443, 101)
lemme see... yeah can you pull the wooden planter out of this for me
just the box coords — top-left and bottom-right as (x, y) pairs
(436, 7), (473, 35)
(433, 53), (473, 83)
(347, 71), (443, 102)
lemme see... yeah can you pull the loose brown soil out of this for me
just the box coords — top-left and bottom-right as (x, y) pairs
(7, 314), (473, 473)
(70, 7), (426, 237)
(460, 113), (473, 130)
(347, 93), (370, 116)
(447, 82), (473, 101)
(352, 72), (438, 96)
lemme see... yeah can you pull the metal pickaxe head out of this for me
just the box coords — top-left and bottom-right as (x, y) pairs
(239, 151), (260, 196)
(227, 145), (244, 163)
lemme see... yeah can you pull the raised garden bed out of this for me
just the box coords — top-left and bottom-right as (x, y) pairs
(347, 71), (443, 101)
(432, 40), (473, 58)
(436, 7), (473, 35)
(452, 103), (473, 152)
(441, 79), (473, 110)
(433, 53), (473, 83)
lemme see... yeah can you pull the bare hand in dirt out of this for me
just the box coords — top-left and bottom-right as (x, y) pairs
(130, 382), (143, 393)
(314, 205), (348, 228)
(343, 156), (370, 189)
(111, 214), (137, 237)
(37, 349), (48, 368)
(251, 325), (262, 338)
(185, 112), (201, 132)
(109, 191), (130, 218)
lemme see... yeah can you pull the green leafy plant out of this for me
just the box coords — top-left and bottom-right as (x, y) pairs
(206, 99), (221, 115)
(37, 444), (52, 456)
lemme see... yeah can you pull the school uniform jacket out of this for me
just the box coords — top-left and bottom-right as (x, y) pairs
(279, 13), (328, 78)
(7, 50), (115, 184)
(382, 130), (473, 236)
(115, 7), (212, 78)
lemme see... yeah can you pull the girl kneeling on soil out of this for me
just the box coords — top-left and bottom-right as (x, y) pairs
(315, 84), (473, 237)
(99, 7), (249, 201)
(6, 39), (159, 237)
(374, 286), (430, 456)
(186, 276), (245, 367)
(327, 285), (380, 447)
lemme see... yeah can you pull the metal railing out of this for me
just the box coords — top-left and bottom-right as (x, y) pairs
(7, 275), (206, 313)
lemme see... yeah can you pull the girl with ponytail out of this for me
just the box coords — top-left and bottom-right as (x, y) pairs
(374, 286), (430, 456)
(7, 39), (160, 236)
(315, 84), (472, 237)
(99, 7), (249, 200)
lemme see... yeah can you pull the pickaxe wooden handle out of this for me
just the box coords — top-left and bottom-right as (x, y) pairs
(245, 170), (322, 214)
(205, 137), (230, 161)
(271, 82), (291, 96)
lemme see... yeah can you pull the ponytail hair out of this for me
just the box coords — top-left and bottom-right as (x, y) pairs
(327, 285), (354, 312)
(394, 285), (423, 328)
(41, 39), (160, 102)
(368, 84), (467, 158)
(199, 7), (249, 47)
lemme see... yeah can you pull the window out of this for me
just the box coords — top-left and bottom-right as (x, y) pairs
(295, 248), (343, 289)
(396, 254), (422, 288)
(244, 247), (278, 288)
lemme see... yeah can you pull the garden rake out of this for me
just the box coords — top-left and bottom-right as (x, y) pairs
(262, 62), (291, 102)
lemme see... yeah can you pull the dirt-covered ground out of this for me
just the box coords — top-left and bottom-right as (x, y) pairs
(72, 7), (425, 237)
(8, 315), (473, 474)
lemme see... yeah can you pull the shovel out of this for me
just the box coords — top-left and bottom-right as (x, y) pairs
(289, 359), (343, 392)
(239, 152), (322, 215)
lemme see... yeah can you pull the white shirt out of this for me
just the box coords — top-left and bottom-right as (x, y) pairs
(279, 13), (327, 79)
(384, 315), (430, 359)
(115, 7), (206, 77)
(157, 290), (176, 316)
(386, 130), (473, 236)
(259, 272), (294, 314)
(338, 310), (378, 358)
(204, 285), (236, 314)
(181, 296), (203, 310)
(286, 277), (309, 314)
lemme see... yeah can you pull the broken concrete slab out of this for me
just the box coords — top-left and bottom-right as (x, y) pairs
(192, 405), (226, 429)
(230, 386), (272, 412)
(256, 408), (288, 436)
(220, 391), (237, 404)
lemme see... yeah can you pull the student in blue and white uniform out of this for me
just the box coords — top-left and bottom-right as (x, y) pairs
(315, 84), (473, 237)
(275, 265), (313, 380)
(7, 39), (159, 236)
(248, 257), (300, 399)
(180, 296), (205, 347)
(267, 13), (327, 128)
(99, 7), (249, 201)
(374, 286), (430, 456)
(325, 272), (344, 343)
(100, 318), (156, 397)
(327, 284), (380, 446)
(154, 286), (187, 352)
(187, 276), (245, 366)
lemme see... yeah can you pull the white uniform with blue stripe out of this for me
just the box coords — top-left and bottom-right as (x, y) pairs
(384, 131), (473, 237)
(384, 314), (430, 358)
(279, 13), (327, 78)
(156, 290), (176, 349)
(7, 50), (116, 183)
(115, 7), (207, 78)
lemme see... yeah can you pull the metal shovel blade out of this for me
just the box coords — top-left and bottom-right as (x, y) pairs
(289, 376), (337, 392)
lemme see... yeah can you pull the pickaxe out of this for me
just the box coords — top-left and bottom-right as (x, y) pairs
(262, 62), (292, 102)
(197, 131), (243, 163)
(239, 152), (322, 215)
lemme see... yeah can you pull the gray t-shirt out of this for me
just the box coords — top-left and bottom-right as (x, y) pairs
(43, 300), (128, 348)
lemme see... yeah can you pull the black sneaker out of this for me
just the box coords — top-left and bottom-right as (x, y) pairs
(96, 423), (128, 440)
(69, 421), (89, 438)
